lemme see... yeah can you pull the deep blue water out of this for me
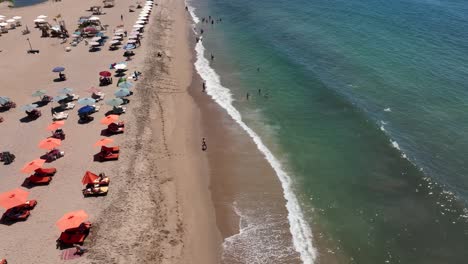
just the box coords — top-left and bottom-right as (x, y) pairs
(190, 0), (468, 263)
(11, 0), (47, 8)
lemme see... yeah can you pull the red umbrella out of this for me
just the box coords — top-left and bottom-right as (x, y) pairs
(100, 115), (119, 125)
(99, 71), (112, 77)
(82, 171), (99, 185)
(21, 159), (46, 173)
(38, 138), (61, 150)
(46, 121), (65, 131)
(0, 188), (29, 209)
(84, 27), (97, 33)
(56, 210), (88, 231)
(94, 138), (114, 147)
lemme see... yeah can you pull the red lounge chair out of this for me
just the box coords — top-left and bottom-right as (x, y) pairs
(2, 207), (30, 221)
(42, 149), (64, 162)
(27, 175), (52, 185)
(34, 167), (57, 176)
(107, 123), (124, 134)
(101, 146), (119, 153)
(0, 101), (16, 111)
(97, 151), (119, 162)
(21, 200), (38, 210)
(57, 222), (92, 249)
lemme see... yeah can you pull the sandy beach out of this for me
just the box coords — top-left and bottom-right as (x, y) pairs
(0, 0), (222, 262)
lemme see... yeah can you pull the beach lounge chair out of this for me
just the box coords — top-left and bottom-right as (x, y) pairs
(27, 175), (52, 185)
(78, 114), (94, 124)
(57, 222), (92, 249)
(0, 101), (16, 111)
(82, 186), (109, 197)
(2, 207), (30, 222)
(41, 149), (64, 162)
(107, 123), (124, 134)
(64, 94), (80, 102)
(110, 106), (126, 115)
(101, 146), (119, 153)
(59, 102), (75, 110)
(26, 109), (41, 119)
(91, 92), (105, 101)
(51, 128), (66, 140)
(53, 112), (69, 121)
(97, 150), (119, 162)
(34, 167), (57, 176)
(0, 151), (15, 165)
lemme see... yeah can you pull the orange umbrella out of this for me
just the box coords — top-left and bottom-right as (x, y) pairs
(21, 159), (46, 173)
(38, 138), (61, 150)
(56, 210), (88, 231)
(94, 138), (114, 147)
(0, 188), (29, 209)
(46, 121), (65, 131)
(100, 115), (119, 125)
(82, 171), (99, 185)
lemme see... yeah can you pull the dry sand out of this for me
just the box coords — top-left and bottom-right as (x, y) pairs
(0, 0), (221, 263)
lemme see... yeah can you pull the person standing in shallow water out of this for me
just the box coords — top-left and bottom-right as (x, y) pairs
(202, 138), (207, 151)
(246, 92), (250, 100)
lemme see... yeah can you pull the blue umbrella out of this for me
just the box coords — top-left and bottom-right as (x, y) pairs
(123, 44), (136, 50)
(78, 105), (95, 115)
(53, 95), (67, 102)
(58, 87), (73, 94)
(77, 97), (96, 106)
(21, 103), (38, 112)
(52, 66), (65, 73)
(106, 98), (124, 106)
(0, 96), (11, 105)
(118, 81), (133, 89)
(114, 88), (130, 98)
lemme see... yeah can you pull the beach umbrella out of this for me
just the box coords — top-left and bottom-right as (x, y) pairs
(0, 15), (5, 19)
(13, 16), (22, 20)
(0, 96), (11, 105)
(127, 40), (137, 44)
(77, 97), (96, 106)
(135, 20), (145, 24)
(91, 36), (101, 42)
(82, 171), (99, 185)
(114, 88), (130, 98)
(33, 18), (45, 23)
(114, 63), (127, 70)
(89, 16), (100, 21)
(100, 115), (119, 125)
(0, 22), (8, 27)
(32, 90), (47, 97)
(78, 105), (95, 115)
(58, 87), (73, 94)
(94, 138), (114, 147)
(133, 24), (144, 28)
(99, 71), (112, 77)
(21, 104), (38, 112)
(118, 81), (133, 89)
(84, 27), (97, 33)
(38, 138), (61, 150)
(86, 87), (102, 93)
(110, 40), (121, 45)
(56, 210), (88, 231)
(21, 159), (46, 173)
(0, 189), (29, 209)
(6, 19), (15, 23)
(52, 66), (65, 73)
(37, 15), (47, 19)
(112, 36), (123, 40)
(47, 121), (65, 131)
(52, 95), (67, 102)
(105, 98), (124, 106)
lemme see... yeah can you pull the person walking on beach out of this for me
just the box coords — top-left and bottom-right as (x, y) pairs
(202, 81), (206, 92)
(120, 14), (124, 21)
(202, 138), (207, 151)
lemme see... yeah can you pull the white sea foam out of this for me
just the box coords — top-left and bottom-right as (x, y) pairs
(391, 140), (400, 150)
(185, 0), (200, 24)
(189, 14), (316, 264)
(384, 107), (391, 112)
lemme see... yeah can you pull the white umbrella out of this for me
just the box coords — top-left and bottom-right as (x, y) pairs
(37, 15), (47, 19)
(91, 36), (101, 41)
(114, 32), (124, 36)
(6, 19), (15, 23)
(129, 35), (139, 40)
(133, 24), (144, 28)
(115, 28), (124, 32)
(114, 64), (127, 70)
(89, 41), (100, 46)
(0, 22), (8, 27)
(127, 39), (137, 44)
(112, 36), (123, 40)
(89, 16), (100, 21)
(0, 15), (5, 19)
(135, 20), (145, 24)
(34, 18), (45, 23)
(110, 40), (121, 45)
(12, 16), (22, 20)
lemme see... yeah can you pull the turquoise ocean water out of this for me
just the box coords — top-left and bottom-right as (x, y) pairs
(188, 0), (468, 263)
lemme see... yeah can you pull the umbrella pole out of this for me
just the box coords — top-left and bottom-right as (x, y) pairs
(26, 38), (33, 50)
